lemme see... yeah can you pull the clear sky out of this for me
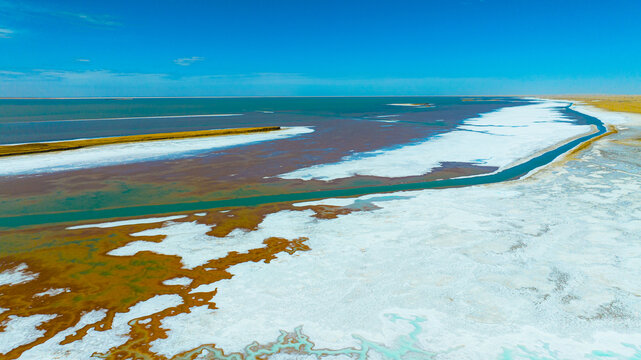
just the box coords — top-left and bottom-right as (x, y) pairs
(1, 0), (640, 97)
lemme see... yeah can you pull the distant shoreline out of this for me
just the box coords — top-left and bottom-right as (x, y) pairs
(0, 94), (638, 100)
(0, 95), (521, 100)
(546, 95), (641, 115)
(0, 126), (281, 157)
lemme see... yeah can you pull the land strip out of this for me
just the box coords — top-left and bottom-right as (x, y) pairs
(550, 95), (641, 114)
(0, 126), (281, 157)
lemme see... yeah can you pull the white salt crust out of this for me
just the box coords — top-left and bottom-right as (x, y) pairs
(279, 101), (591, 180)
(0, 263), (37, 286)
(162, 277), (193, 286)
(17, 295), (182, 359)
(67, 215), (188, 229)
(0, 314), (57, 355)
(0, 126), (314, 176)
(15, 310), (107, 360)
(108, 220), (279, 269)
(146, 111), (641, 359)
(34, 288), (70, 297)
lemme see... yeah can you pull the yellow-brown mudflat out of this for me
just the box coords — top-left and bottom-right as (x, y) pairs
(550, 95), (641, 114)
(0, 126), (281, 157)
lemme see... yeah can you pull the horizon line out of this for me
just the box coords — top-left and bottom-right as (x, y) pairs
(1, 94), (637, 100)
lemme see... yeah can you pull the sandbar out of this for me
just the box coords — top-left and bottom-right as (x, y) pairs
(0, 126), (281, 157)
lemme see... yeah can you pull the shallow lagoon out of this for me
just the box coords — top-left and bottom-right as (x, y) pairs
(0, 97), (595, 226)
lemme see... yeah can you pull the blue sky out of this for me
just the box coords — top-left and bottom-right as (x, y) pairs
(0, 0), (640, 97)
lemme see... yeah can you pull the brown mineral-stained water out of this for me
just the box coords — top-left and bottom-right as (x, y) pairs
(0, 116), (495, 219)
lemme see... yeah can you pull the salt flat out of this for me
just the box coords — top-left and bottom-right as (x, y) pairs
(157, 108), (639, 359)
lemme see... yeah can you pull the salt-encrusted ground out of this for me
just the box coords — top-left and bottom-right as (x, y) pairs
(280, 101), (591, 180)
(5, 106), (641, 359)
(144, 109), (641, 359)
(151, 108), (640, 359)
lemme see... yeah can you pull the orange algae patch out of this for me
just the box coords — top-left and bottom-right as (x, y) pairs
(0, 202), (360, 359)
(0, 126), (280, 157)
(0, 226), (190, 359)
(91, 236), (310, 359)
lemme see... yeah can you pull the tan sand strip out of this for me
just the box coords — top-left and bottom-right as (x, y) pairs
(0, 126), (281, 157)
